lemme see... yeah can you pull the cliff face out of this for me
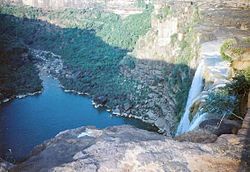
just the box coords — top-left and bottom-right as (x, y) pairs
(120, 1), (200, 134)
(180, 0), (250, 132)
(3, 0), (137, 9)
(134, 1), (198, 64)
(123, 0), (250, 135)
(0, 0), (250, 171)
(1, 0), (146, 17)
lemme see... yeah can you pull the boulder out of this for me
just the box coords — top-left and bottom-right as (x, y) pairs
(224, 37), (250, 71)
(112, 106), (121, 115)
(0, 158), (13, 172)
(123, 102), (132, 111)
(93, 96), (107, 106)
(155, 117), (165, 129)
(10, 125), (246, 172)
(146, 110), (157, 120)
(175, 129), (218, 143)
(199, 119), (242, 136)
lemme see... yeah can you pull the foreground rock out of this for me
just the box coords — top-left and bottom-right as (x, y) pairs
(174, 129), (218, 143)
(0, 158), (13, 172)
(11, 125), (248, 172)
(199, 119), (242, 136)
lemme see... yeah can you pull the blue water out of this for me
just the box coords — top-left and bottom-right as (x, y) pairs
(0, 75), (156, 161)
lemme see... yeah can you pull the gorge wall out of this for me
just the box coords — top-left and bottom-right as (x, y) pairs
(120, 1), (200, 134)
(0, 0), (250, 171)
(123, 0), (250, 135)
(2, 0), (249, 135)
(1, 0), (148, 17)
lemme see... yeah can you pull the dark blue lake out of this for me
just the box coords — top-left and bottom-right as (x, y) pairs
(0, 75), (156, 161)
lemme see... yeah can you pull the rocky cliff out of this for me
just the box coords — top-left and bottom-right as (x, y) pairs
(4, 94), (250, 171)
(0, 0), (250, 170)
(121, 0), (250, 135)
(1, 0), (147, 17)
(8, 114), (250, 172)
(176, 0), (250, 134)
(119, 1), (201, 135)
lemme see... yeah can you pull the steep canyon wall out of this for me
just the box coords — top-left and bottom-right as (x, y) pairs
(1, 0), (150, 17)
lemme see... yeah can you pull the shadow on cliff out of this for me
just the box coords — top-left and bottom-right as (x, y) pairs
(0, 14), (195, 163)
(0, 12), (195, 119)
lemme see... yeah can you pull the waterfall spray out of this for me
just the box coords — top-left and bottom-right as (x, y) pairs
(176, 60), (205, 136)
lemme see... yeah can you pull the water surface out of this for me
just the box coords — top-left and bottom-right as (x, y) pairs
(0, 75), (156, 161)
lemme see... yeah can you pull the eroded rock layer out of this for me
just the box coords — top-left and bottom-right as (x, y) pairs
(10, 124), (249, 172)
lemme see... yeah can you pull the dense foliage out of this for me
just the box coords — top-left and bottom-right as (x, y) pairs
(0, 4), (152, 107)
(201, 89), (236, 119)
(0, 5), (152, 50)
(220, 39), (237, 62)
(201, 74), (249, 120)
(0, 34), (42, 101)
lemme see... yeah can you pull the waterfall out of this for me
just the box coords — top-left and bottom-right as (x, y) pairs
(188, 112), (208, 131)
(176, 60), (204, 136)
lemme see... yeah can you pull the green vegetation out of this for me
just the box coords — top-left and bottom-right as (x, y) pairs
(201, 74), (249, 120)
(0, 34), (42, 101)
(201, 89), (236, 119)
(135, 0), (148, 8)
(119, 55), (136, 69)
(241, 67), (250, 82)
(0, 4), (152, 107)
(226, 74), (250, 96)
(0, 4), (44, 19)
(220, 38), (247, 62)
(220, 39), (235, 61)
(220, 37), (250, 82)
(0, 5), (152, 50)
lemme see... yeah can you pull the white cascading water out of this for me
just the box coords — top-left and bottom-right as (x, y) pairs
(188, 112), (208, 131)
(176, 60), (205, 136)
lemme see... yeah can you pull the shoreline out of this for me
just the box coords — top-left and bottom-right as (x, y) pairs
(61, 87), (159, 132)
(0, 90), (43, 105)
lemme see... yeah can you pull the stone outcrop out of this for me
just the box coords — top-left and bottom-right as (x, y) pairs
(10, 124), (249, 172)
(134, 1), (198, 63)
(119, 1), (200, 135)
(120, 0), (250, 135)
(7, 94), (250, 171)
(176, 0), (250, 133)
(0, 158), (13, 172)
(174, 129), (218, 143)
(224, 38), (250, 71)
(9, 93), (250, 171)
(199, 119), (242, 136)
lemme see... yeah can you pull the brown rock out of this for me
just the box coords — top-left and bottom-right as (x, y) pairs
(10, 125), (247, 172)
(174, 129), (218, 143)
